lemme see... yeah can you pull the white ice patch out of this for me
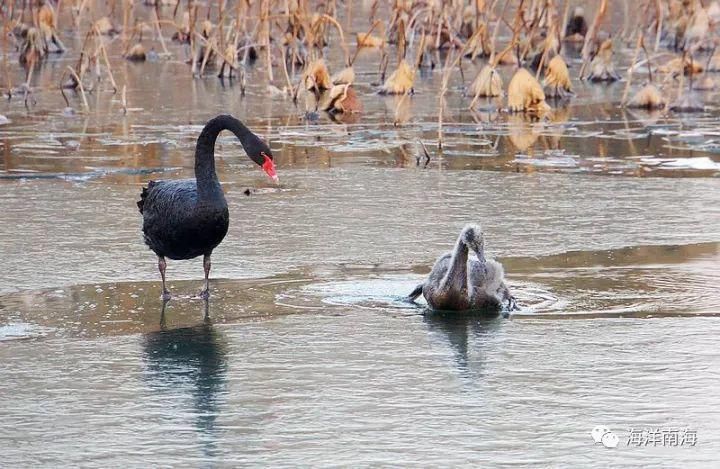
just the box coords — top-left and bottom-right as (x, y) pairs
(658, 157), (720, 170)
(0, 323), (53, 341)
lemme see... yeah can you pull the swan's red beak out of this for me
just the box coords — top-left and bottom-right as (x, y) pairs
(262, 154), (278, 184)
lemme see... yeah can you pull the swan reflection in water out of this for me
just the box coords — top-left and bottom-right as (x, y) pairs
(142, 301), (228, 458)
(423, 312), (503, 377)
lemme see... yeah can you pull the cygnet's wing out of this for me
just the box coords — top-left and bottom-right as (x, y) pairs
(407, 283), (424, 302)
(484, 260), (506, 294)
(426, 252), (452, 285)
(468, 258), (505, 293)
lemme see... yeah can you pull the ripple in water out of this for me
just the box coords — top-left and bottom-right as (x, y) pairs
(299, 275), (561, 315)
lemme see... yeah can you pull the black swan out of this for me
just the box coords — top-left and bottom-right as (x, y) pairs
(408, 224), (516, 312)
(137, 115), (277, 300)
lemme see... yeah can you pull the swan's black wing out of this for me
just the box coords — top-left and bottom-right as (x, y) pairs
(137, 180), (156, 214)
(139, 179), (198, 216)
(139, 179), (204, 258)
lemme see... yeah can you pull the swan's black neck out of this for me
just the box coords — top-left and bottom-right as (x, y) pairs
(194, 115), (257, 200)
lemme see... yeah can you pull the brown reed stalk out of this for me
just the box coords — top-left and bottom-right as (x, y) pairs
(54, 0), (61, 28)
(489, 0), (510, 62)
(491, 2), (523, 68)
(418, 139), (431, 167)
(437, 49), (455, 149)
(520, 1), (548, 61)
(397, 15), (406, 61)
(621, 32), (643, 106)
(579, 0), (608, 79)
(653, 0), (662, 51)
(199, 35), (216, 75)
(217, 0), (224, 52)
(1, 10), (11, 98)
(414, 29), (427, 69)
(321, 14), (350, 66)
(676, 50), (686, 103)
(278, 41), (293, 94)
(24, 53), (35, 91)
(190, 3), (198, 76)
(95, 27), (118, 93)
(392, 29), (430, 127)
(559, 0), (570, 41)
(263, 0), (273, 83)
(122, 0), (130, 51)
(437, 37), (475, 148)
(152, 4), (170, 57)
(346, 0), (352, 32)
(535, 21), (558, 80)
(350, 19), (381, 66)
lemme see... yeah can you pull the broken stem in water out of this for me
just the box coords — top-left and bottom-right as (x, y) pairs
(121, 84), (127, 114)
(278, 42), (293, 96)
(438, 49), (458, 150)
(65, 65), (89, 111)
(321, 14), (350, 66)
(95, 28), (118, 93)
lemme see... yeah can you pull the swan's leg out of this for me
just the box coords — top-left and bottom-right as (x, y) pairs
(199, 253), (212, 299)
(158, 256), (171, 301)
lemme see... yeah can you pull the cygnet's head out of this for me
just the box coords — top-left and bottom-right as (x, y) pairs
(460, 224), (485, 255)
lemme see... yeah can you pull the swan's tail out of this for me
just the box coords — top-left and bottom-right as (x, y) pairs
(407, 283), (424, 302)
(137, 180), (156, 214)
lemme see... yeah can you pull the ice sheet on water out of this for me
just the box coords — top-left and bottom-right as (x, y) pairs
(657, 157), (720, 171)
(599, 129), (649, 140)
(440, 149), (499, 158)
(0, 323), (54, 341)
(648, 128), (678, 136)
(513, 153), (579, 168)
(97, 137), (178, 147)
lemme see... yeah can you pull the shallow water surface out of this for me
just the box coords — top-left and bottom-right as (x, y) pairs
(1, 3), (720, 466)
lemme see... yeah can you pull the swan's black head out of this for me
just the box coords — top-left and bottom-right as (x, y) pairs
(245, 136), (277, 184)
(214, 114), (278, 183)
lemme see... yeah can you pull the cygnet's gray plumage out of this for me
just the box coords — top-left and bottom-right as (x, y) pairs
(408, 224), (516, 312)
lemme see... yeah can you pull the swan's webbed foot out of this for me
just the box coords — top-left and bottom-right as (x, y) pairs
(506, 295), (518, 311)
(160, 290), (171, 301)
(197, 288), (210, 300)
